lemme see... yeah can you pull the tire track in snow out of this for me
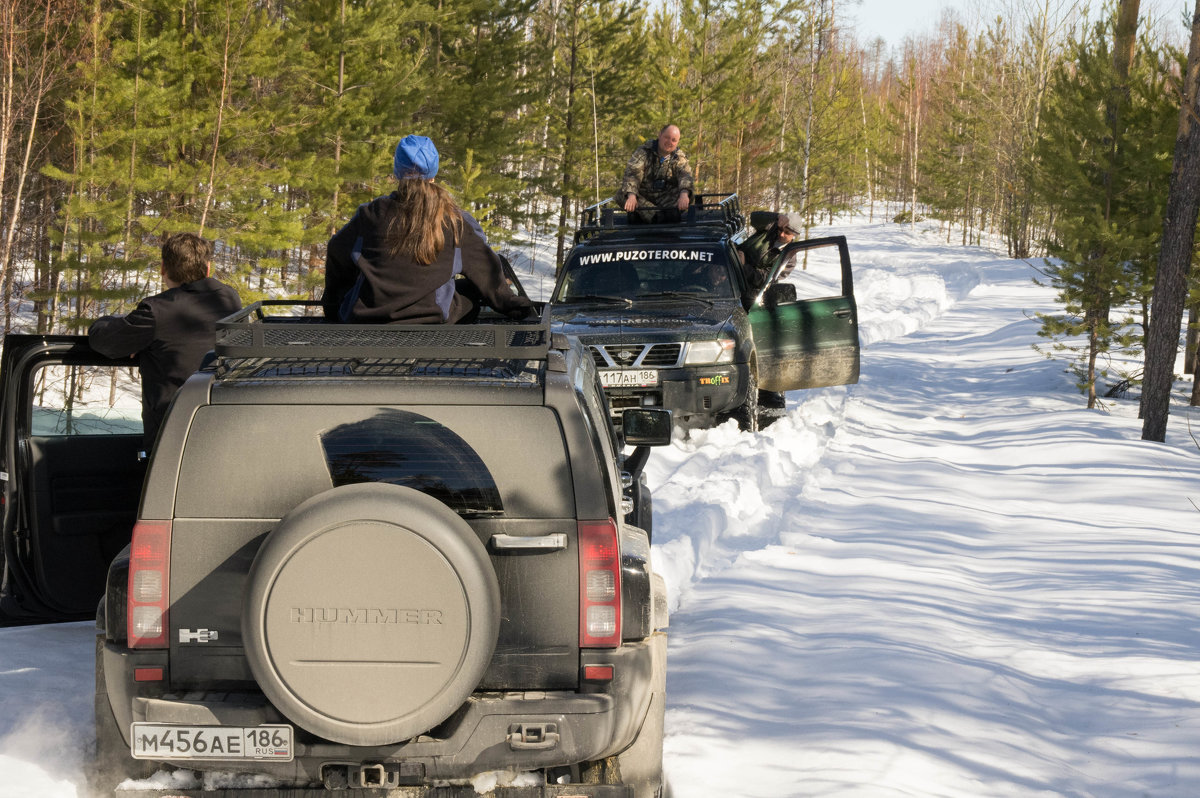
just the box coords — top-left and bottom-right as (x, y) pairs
(648, 219), (999, 612)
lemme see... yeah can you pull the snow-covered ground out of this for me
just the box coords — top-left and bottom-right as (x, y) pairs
(4, 215), (1200, 797)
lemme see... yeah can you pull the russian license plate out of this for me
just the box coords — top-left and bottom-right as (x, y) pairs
(130, 723), (293, 761)
(600, 369), (659, 388)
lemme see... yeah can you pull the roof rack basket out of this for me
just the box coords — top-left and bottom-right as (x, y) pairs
(575, 193), (745, 241)
(214, 300), (552, 360)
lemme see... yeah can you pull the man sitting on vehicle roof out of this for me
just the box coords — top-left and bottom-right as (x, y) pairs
(738, 211), (801, 287)
(617, 125), (695, 223)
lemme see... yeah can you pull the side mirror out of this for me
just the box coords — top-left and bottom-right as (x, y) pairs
(621, 408), (673, 446)
(762, 282), (797, 308)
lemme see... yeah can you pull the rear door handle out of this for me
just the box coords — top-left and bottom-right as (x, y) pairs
(490, 533), (568, 551)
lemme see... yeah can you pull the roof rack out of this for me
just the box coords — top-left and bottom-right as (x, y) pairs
(575, 193), (745, 241)
(214, 300), (552, 360)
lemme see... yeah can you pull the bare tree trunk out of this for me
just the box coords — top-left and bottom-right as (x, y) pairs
(1185, 302), (1198, 375)
(799, 11), (818, 221)
(199, 1), (234, 235)
(554, 0), (579, 272)
(330, 0), (347, 238)
(858, 71), (872, 221)
(773, 60), (789, 209)
(1141, 0), (1200, 441)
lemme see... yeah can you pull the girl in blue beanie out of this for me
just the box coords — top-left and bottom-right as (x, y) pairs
(322, 135), (532, 324)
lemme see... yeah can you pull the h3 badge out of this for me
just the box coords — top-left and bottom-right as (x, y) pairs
(179, 628), (220, 644)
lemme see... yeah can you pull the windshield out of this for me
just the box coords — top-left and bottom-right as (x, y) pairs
(556, 245), (738, 302)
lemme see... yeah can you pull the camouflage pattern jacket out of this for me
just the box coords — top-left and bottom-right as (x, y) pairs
(618, 139), (695, 208)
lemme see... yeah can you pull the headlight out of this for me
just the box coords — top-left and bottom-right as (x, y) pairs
(684, 339), (735, 364)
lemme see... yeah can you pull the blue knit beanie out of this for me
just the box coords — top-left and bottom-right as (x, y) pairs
(393, 135), (439, 180)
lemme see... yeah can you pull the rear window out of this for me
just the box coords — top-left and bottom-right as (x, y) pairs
(174, 405), (573, 519)
(319, 410), (501, 514)
(558, 245), (736, 300)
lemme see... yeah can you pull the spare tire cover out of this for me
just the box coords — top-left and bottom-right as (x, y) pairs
(241, 483), (500, 746)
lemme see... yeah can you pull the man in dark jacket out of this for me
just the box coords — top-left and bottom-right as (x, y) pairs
(739, 212), (801, 272)
(618, 125), (695, 221)
(89, 232), (241, 447)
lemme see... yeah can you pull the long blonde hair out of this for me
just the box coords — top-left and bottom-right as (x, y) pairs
(385, 176), (463, 264)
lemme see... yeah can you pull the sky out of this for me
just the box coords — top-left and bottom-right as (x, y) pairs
(4, 211), (1200, 796)
(852, 0), (1184, 50)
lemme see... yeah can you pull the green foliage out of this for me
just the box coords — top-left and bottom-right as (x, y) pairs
(0, 0), (1184, 355)
(1033, 12), (1176, 404)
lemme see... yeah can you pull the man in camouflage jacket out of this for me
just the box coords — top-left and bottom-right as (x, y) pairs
(618, 125), (695, 220)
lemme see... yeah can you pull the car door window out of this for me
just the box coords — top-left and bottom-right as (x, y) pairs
(774, 240), (845, 298)
(30, 363), (143, 436)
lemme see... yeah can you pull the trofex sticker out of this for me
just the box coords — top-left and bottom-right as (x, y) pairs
(179, 628), (220, 643)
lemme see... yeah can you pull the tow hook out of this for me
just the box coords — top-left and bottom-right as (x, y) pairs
(508, 722), (560, 751)
(322, 761), (425, 789)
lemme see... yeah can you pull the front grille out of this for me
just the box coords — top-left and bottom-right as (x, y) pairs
(641, 344), (682, 366)
(591, 343), (683, 368)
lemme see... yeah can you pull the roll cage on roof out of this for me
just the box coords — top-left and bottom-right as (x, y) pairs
(574, 193), (747, 243)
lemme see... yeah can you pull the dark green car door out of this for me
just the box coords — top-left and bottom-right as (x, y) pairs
(749, 235), (860, 393)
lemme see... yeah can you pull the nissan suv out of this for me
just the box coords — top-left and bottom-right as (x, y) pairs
(550, 195), (860, 431)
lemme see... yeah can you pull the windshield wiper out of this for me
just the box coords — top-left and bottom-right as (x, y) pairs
(642, 291), (716, 307)
(564, 294), (634, 307)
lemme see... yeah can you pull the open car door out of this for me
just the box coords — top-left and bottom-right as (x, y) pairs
(748, 235), (860, 393)
(0, 335), (146, 624)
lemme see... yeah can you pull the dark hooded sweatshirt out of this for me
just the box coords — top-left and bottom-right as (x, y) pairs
(322, 194), (531, 324)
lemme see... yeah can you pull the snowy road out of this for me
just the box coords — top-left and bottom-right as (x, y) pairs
(649, 220), (1200, 797)
(3, 217), (1200, 797)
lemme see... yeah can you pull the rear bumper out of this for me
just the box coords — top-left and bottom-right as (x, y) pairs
(101, 638), (657, 785)
(111, 786), (632, 797)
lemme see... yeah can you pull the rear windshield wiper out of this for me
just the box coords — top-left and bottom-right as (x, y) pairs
(563, 294), (634, 307)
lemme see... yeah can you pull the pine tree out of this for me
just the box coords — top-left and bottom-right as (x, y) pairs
(420, 0), (542, 238)
(1034, 11), (1175, 407)
(283, 0), (435, 297)
(532, 0), (648, 267)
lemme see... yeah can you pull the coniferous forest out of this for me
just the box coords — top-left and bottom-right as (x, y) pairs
(1, 0), (1196, 411)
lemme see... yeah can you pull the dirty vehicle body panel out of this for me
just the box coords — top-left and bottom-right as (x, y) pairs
(550, 195), (860, 430)
(3, 303), (669, 796)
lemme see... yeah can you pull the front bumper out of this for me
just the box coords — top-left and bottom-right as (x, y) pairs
(101, 639), (657, 786)
(604, 363), (748, 425)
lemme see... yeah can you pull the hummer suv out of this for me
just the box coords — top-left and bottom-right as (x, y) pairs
(0, 303), (671, 797)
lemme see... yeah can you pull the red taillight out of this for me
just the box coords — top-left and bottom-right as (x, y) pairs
(579, 519), (621, 648)
(127, 520), (171, 649)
